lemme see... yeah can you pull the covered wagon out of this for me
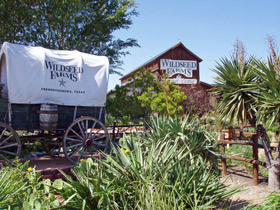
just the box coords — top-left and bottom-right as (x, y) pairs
(0, 42), (110, 164)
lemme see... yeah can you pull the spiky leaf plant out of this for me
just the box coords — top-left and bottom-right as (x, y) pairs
(251, 57), (280, 126)
(58, 116), (240, 209)
(246, 191), (280, 210)
(212, 57), (257, 126)
(141, 115), (218, 166)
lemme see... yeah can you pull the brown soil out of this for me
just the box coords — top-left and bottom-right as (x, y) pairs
(21, 156), (73, 171)
(220, 165), (270, 209)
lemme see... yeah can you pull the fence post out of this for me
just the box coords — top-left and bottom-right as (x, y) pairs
(112, 122), (116, 141)
(252, 134), (259, 185)
(221, 133), (227, 177)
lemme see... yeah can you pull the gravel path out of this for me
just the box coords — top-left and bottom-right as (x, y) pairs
(220, 165), (270, 209)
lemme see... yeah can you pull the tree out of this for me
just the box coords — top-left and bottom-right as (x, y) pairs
(106, 69), (186, 122)
(251, 56), (280, 191)
(180, 85), (215, 118)
(212, 38), (280, 191)
(137, 71), (186, 117)
(0, 0), (38, 44)
(0, 0), (139, 74)
(106, 68), (154, 123)
(106, 84), (147, 124)
(211, 44), (257, 127)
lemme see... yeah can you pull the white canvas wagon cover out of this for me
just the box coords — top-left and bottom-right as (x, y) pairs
(0, 42), (109, 107)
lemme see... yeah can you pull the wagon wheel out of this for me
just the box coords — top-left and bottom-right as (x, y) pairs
(63, 116), (110, 164)
(0, 122), (21, 164)
(41, 136), (63, 158)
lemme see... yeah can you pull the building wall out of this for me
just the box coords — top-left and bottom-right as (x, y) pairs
(120, 44), (202, 88)
(119, 43), (214, 115)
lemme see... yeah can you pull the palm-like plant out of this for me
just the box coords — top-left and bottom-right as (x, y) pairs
(212, 57), (257, 126)
(252, 57), (280, 126)
(250, 57), (280, 191)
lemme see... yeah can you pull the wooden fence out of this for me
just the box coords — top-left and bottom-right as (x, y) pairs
(217, 126), (270, 186)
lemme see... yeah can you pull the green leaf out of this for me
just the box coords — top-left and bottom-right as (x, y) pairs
(23, 201), (31, 210)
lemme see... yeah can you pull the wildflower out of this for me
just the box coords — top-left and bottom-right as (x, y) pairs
(124, 149), (129, 153)
(80, 159), (85, 162)
(27, 167), (32, 172)
(120, 148), (124, 151)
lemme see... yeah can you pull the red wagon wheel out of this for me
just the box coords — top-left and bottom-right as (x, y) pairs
(0, 122), (21, 164)
(63, 116), (110, 164)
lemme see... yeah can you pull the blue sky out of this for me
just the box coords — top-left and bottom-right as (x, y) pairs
(108, 0), (280, 90)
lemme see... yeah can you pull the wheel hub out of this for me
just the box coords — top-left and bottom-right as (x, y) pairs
(84, 138), (92, 147)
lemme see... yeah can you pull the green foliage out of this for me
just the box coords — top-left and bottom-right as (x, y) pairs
(106, 68), (159, 122)
(138, 75), (186, 116)
(0, 0), (139, 74)
(0, 0), (38, 44)
(58, 116), (239, 209)
(106, 84), (147, 123)
(107, 69), (186, 122)
(251, 57), (280, 126)
(0, 159), (61, 209)
(0, 160), (28, 207)
(246, 192), (280, 210)
(212, 56), (257, 125)
(140, 115), (218, 165)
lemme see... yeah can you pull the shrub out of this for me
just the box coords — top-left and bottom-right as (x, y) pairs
(58, 116), (240, 209)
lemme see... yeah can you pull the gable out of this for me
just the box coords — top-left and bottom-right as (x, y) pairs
(120, 42), (201, 84)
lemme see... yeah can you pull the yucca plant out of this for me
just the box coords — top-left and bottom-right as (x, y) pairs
(58, 124), (240, 209)
(249, 57), (280, 191)
(251, 57), (280, 126)
(0, 168), (27, 208)
(212, 56), (257, 126)
(142, 115), (218, 167)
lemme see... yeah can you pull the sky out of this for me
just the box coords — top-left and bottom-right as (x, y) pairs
(108, 0), (280, 91)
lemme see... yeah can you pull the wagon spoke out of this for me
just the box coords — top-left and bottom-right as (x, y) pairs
(66, 136), (83, 143)
(66, 143), (82, 150)
(91, 128), (102, 139)
(89, 121), (97, 135)
(85, 120), (89, 137)
(0, 135), (14, 147)
(77, 147), (85, 162)
(91, 142), (106, 147)
(77, 121), (85, 138)
(0, 150), (18, 156)
(91, 135), (107, 141)
(69, 145), (82, 158)
(0, 128), (7, 139)
(85, 148), (87, 159)
(63, 117), (109, 164)
(89, 146), (98, 157)
(70, 129), (83, 140)
(0, 153), (12, 164)
(0, 143), (18, 149)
